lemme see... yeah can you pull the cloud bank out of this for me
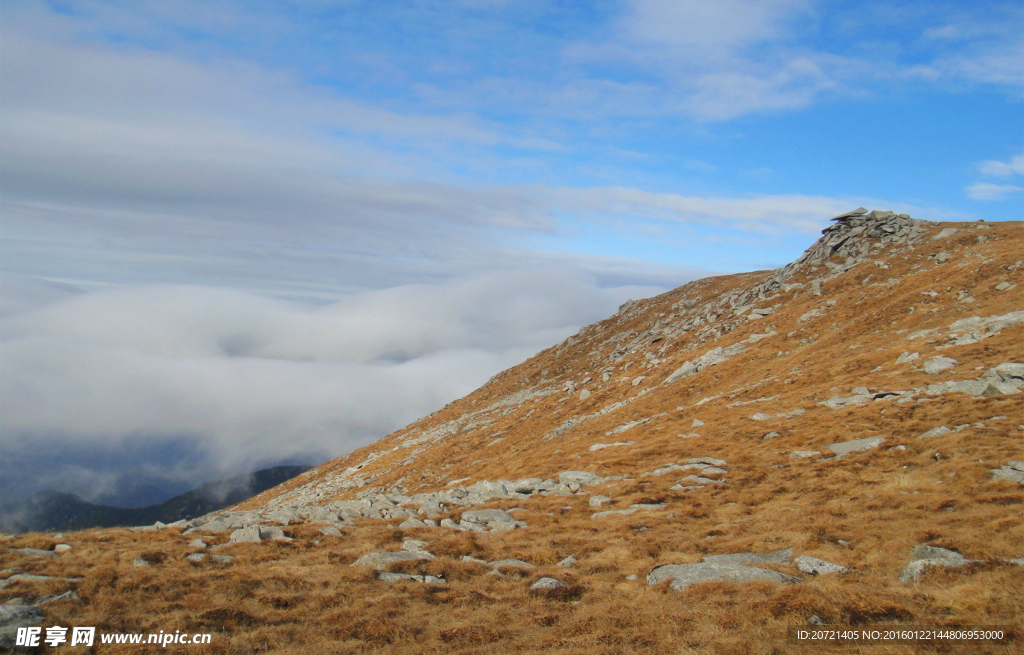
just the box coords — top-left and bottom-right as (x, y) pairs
(0, 271), (667, 504)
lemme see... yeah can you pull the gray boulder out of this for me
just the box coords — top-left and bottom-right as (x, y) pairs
(648, 559), (800, 590)
(794, 555), (848, 575)
(531, 577), (565, 590)
(923, 356), (958, 374)
(826, 437), (885, 458)
(488, 559), (535, 570)
(918, 426), (951, 439)
(210, 554), (234, 564)
(557, 556), (577, 567)
(352, 550), (433, 569)
(899, 545), (975, 583)
(7, 548), (57, 559)
(187, 554), (206, 563)
(0, 605), (46, 651)
(228, 525), (262, 543)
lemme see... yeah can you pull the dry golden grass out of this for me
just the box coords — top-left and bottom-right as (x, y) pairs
(3, 220), (1023, 653)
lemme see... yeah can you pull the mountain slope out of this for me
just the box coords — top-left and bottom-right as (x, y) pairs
(3, 209), (1021, 655)
(241, 211), (1022, 514)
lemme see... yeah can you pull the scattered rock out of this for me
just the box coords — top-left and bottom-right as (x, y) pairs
(649, 548), (799, 590)
(589, 495), (612, 507)
(352, 550), (434, 569)
(794, 555), (848, 575)
(530, 577), (565, 590)
(34, 590), (79, 606)
(0, 605), (46, 651)
(378, 572), (445, 585)
(896, 352), (919, 364)
(557, 556), (577, 568)
(132, 557), (149, 567)
(7, 548), (57, 559)
(588, 441), (634, 452)
(187, 554), (206, 563)
(991, 462), (1024, 484)
(188, 539), (208, 549)
(53, 544), (71, 554)
(899, 545), (976, 582)
(826, 437), (885, 458)
(790, 451), (821, 459)
(319, 526), (345, 537)
(488, 559), (535, 570)
(918, 426), (951, 439)
(210, 555), (234, 564)
(923, 356), (958, 374)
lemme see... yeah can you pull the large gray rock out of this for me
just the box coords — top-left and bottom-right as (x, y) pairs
(7, 548), (57, 559)
(648, 562), (800, 590)
(229, 525), (262, 543)
(351, 550), (434, 569)
(258, 526), (291, 541)
(531, 577), (565, 590)
(826, 437), (885, 458)
(923, 356), (958, 374)
(794, 555), (848, 575)
(918, 426), (951, 439)
(992, 463), (1024, 484)
(488, 559), (535, 570)
(377, 572), (445, 585)
(0, 605), (46, 651)
(701, 548), (792, 567)
(0, 574), (80, 590)
(899, 545), (974, 583)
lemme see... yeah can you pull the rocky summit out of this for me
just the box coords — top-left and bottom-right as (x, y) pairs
(2, 211), (1022, 654)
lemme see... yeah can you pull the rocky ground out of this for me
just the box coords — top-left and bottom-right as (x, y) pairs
(2, 209), (1022, 654)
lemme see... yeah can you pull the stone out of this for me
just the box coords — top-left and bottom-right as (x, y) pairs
(440, 518), (463, 530)
(923, 356), (958, 374)
(909, 545), (964, 562)
(648, 560), (800, 590)
(692, 419), (705, 427)
(589, 495), (612, 507)
(588, 441), (633, 452)
(918, 426), (951, 439)
(666, 361), (698, 383)
(559, 471), (603, 486)
(7, 548), (57, 559)
(530, 577), (565, 590)
(187, 554), (206, 563)
(631, 376), (647, 386)
(896, 352), (920, 364)
(399, 518), (427, 529)
(402, 539), (430, 554)
(489, 559), (535, 570)
(53, 544), (71, 554)
(702, 548), (792, 566)
(991, 466), (1024, 484)
(229, 525), (262, 543)
(685, 457), (727, 467)
(210, 555), (234, 564)
(592, 508), (637, 519)
(319, 526), (344, 537)
(0, 605), (46, 651)
(352, 550), (433, 569)
(831, 207), (868, 220)
(35, 590), (79, 606)
(794, 555), (848, 575)
(790, 451), (821, 459)
(762, 432), (780, 440)
(461, 509), (515, 525)
(188, 539), (208, 549)
(995, 281), (1013, 291)
(557, 556), (577, 567)
(132, 557), (149, 567)
(933, 227), (959, 239)
(579, 389), (591, 400)
(826, 437), (885, 458)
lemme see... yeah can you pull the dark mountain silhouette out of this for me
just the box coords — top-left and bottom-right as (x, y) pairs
(0, 465), (310, 533)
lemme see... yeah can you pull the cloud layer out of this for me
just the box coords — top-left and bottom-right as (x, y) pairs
(0, 271), (667, 504)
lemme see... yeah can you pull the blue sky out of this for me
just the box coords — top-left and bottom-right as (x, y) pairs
(0, 0), (1021, 505)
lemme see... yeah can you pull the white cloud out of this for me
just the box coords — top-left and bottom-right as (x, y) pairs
(0, 271), (668, 503)
(965, 182), (1023, 201)
(980, 153), (1024, 177)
